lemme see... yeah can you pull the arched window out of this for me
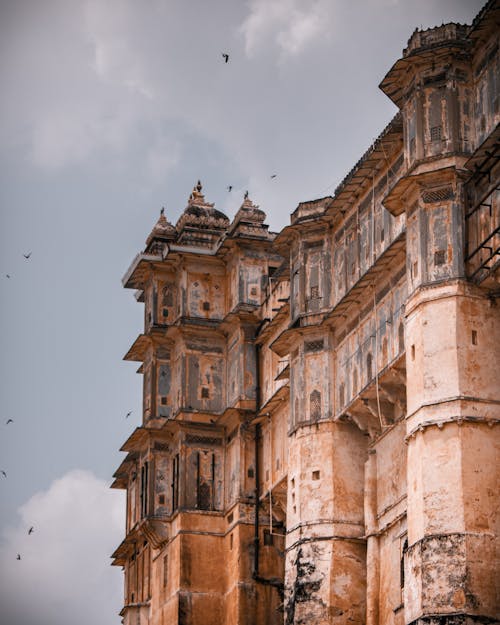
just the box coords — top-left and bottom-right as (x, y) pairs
(310, 390), (321, 421)
(399, 321), (405, 353)
(382, 337), (388, 363)
(400, 537), (408, 589)
(339, 383), (345, 408)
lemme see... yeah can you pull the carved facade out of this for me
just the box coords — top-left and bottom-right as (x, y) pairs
(112, 3), (500, 624)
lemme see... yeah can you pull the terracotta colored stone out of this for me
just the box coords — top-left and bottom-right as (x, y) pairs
(113, 5), (499, 623)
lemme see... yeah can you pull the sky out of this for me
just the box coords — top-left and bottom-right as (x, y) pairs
(0, 0), (485, 623)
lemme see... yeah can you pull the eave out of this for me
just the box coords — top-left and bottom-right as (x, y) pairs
(325, 114), (403, 221)
(253, 384), (289, 423)
(257, 302), (290, 345)
(383, 159), (468, 215)
(122, 252), (164, 290)
(324, 233), (406, 326)
(111, 452), (138, 489)
(380, 39), (471, 107)
(123, 334), (151, 362)
(273, 215), (330, 254)
(269, 317), (324, 357)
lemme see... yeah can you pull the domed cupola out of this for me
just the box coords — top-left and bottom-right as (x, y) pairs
(228, 192), (272, 240)
(175, 181), (229, 247)
(144, 208), (176, 254)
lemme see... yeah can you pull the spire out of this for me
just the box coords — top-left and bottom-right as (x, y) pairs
(145, 206), (176, 251)
(188, 180), (206, 205)
(175, 181), (229, 246)
(228, 192), (271, 240)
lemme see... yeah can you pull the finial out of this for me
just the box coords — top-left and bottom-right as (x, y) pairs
(196, 180), (202, 193)
(244, 190), (249, 199)
(161, 207), (165, 215)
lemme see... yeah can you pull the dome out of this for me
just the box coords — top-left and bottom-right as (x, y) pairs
(175, 181), (229, 232)
(145, 208), (176, 251)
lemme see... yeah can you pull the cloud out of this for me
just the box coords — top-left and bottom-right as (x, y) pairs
(0, 470), (125, 625)
(0, 0), (485, 223)
(146, 136), (182, 181)
(240, 0), (334, 60)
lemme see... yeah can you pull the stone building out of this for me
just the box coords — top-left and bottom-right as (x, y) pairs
(112, 2), (500, 624)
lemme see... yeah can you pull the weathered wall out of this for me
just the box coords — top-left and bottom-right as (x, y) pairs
(115, 8), (500, 625)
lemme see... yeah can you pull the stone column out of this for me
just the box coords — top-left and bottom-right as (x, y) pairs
(364, 449), (379, 625)
(284, 421), (367, 625)
(404, 281), (500, 624)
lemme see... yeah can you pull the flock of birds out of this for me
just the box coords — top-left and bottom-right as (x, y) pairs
(2, 50), (277, 565)
(227, 173), (277, 194)
(3, 253), (34, 561)
(221, 52), (278, 194)
(2, 417), (35, 561)
(4, 251), (31, 280)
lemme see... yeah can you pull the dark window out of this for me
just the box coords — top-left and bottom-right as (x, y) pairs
(434, 250), (446, 266)
(310, 285), (320, 299)
(430, 125), (442, 141)
(304, 339), (324, 353)
(163, 554), (168, 587)
(201, 387), (210, 399)
(367, 352), (373, 380)
(202, 301), (210, 311)
(140, 461), (149, 519)
(197, 482), (211, 510)
(171, 454), (179, 511)
(263, 529), (273, 546)
(401, 538), (409, 588)
(312, 470), (320, 480)
(196, 452), (215, 511)
(310, 390), (321, 421)
(339, 383), (345, 408)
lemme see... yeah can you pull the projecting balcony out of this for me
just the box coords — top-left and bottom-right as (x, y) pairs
(336, 353), (407, 439)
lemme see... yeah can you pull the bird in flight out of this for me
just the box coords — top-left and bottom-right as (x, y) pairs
(1, 471), (6, 478)
(6, 419), (13, 424)
(222, 53), (229, 63)
(227, 185), (233, 192)
(23, 252), (32, 259)
(5, 274), (11, 279)
(17, 554), (21, 560)
(270, 174), (277, 179)
(125, 411), (132, 418)
(28, 526), (34, 535)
